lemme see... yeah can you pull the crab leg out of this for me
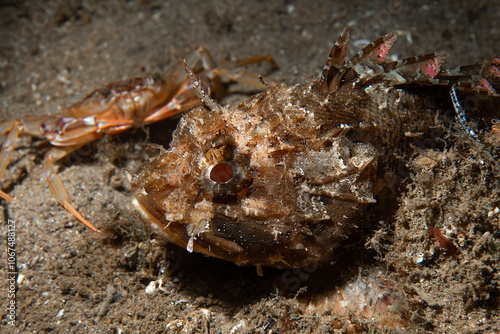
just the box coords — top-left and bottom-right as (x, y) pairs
(39, 117), (134, 231)
(212, 54), (279, 88)
(144, 49), (278, 125)
(43, 150), (100, 232)
(140, 50), (210, 125)
(142, 80), (201, 125)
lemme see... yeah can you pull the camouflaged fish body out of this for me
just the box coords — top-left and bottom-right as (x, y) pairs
(131, 29), (499, 269)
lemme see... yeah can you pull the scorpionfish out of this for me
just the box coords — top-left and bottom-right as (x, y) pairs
(131, 28), (499, 269)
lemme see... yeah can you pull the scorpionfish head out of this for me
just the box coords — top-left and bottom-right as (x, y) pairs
(131, 82), (379, 269)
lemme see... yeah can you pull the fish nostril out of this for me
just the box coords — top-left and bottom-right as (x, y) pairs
(210, 162), (234, 184)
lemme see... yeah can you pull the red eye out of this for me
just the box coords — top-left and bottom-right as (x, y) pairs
(198, 157), (249, 201)
(210, 162), (234, 184)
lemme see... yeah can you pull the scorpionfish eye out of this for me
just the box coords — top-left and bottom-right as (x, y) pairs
(209, 162), (234, 183)
(194, 136), (250, 201)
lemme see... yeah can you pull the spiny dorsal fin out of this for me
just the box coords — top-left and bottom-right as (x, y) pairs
(363, 53), (499, 96)
(323, 28), (349, 86)
(383, 52), (447, 77)
(436, 57), (500, 95)
(346, 30), (398, 67)
(313, 30), (399, 94)
(341, 31), (398, 85)
(358, 52), (448, 87)
(312, 28), (349, 93)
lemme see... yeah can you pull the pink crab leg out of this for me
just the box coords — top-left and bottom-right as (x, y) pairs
(37, 116), (135, 232)
(43, 152), (101, 232)
(222, 54), (278, 69)
(144, 51), (278, 124)
(0, 123), (21, 201)
(212, 67), (274, 88)
(212, 54), (279, 89)
(143, 83), (199, 125)
(141, 48), (212, 124)
(0, 191), (12, 202)
(0, 190), (13, 201)
(42, 116), (134, 146)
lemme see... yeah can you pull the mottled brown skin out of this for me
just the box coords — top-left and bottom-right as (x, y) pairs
(131, 29), (499, 269)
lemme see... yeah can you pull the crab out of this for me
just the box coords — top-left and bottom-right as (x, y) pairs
(0, 48), (277, 232)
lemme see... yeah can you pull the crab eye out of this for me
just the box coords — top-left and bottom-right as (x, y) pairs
(210, 162), (234, 184)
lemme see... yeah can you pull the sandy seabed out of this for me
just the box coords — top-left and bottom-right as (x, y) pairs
(1, 1), (500, 333)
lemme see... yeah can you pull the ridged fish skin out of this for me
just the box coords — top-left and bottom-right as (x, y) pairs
(132, 28), (499, 269)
